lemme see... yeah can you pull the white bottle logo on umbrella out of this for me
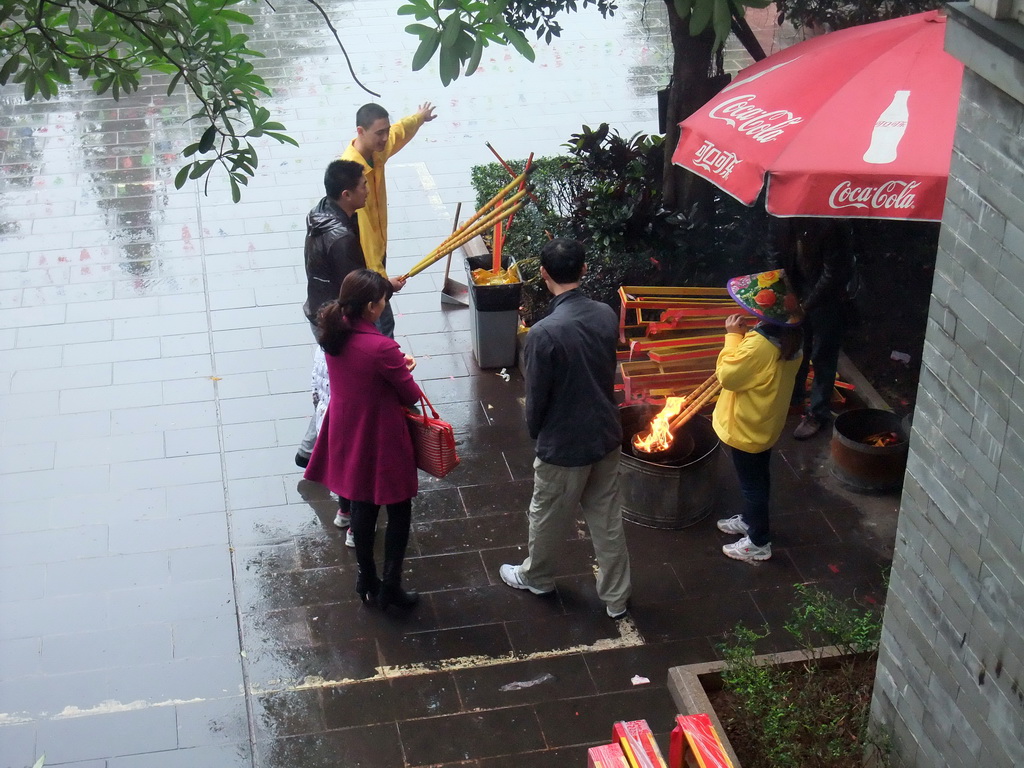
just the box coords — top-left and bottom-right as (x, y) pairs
(863, 90), (910, 164)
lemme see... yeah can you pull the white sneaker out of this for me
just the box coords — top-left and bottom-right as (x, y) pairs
(333, 511), (351, 529)
(345, 528), (355, 548)
(716, 515), (749, 535)
(723, 536), (771, 562)
(498, 564), (553, 595)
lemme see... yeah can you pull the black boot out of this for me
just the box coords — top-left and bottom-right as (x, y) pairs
(378, 572), (419, 609)
(349, 501), (382, 604)
(377, 501), (417, 609)
(355, 568), (380, 604)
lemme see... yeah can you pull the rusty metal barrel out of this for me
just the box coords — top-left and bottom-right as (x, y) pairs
(618, 405), (721, 528)
(829, 408), (909, 493)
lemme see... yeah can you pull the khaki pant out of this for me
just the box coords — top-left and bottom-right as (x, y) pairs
(519, 448), (631, 614)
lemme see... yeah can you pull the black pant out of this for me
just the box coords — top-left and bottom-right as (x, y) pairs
(349, 498), (412, 581)
(729, 446), (772, 547)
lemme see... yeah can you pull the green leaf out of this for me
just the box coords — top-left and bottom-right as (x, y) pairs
(438, 44), (459, 86)
(174, 164), (191, 189)
(411, 30), (442, 71)
(217, 10), (254, 25)
(266, 132), (299, 147)
(504, 27), (535, 62)
(0, 55), (21, 85)
(465, 36), (484, 75)
(230, 176), (241, 203)
(166, 71), (183, 96)
(711, 0), (731, 48)
(404, 23), (436, 38)
(189, 160), (214, 179)
(441, 14), (463, 50)
(689, 0), (714, 35)
(672, 0), (695, 19)
(197, 125), (217, 153)
(77, 30), (112, 46)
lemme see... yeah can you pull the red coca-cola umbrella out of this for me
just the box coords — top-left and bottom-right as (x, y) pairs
(672, 10), (964, 221)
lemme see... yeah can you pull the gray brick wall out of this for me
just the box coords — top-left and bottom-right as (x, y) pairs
(870, 66), (1024, 767)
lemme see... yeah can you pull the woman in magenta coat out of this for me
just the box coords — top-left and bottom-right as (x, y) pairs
(304, 269), (423, 609)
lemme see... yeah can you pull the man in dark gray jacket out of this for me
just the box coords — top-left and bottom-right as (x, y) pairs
(499, 239), (631, 619)
(296, 159), (368, 468)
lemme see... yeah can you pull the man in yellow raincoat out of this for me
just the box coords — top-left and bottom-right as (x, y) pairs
(340, 101), (437, 337)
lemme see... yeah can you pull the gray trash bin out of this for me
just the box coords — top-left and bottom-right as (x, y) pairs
(465, 255), (521, 369)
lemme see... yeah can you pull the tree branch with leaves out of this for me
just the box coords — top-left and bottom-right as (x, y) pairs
(0, 0), (380, 201)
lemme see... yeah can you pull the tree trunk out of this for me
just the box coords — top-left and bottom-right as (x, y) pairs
(661, 1), (721, 217)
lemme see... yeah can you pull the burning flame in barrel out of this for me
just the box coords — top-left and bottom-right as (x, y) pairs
(632, 397), (687, 453)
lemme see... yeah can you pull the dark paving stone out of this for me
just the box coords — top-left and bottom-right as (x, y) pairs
(252, 688), (326, 740)
(399, 705), (546, 765)
(256, 723), (404, 768)
(533, 686), (679, 748)
(413, 511), (525, 557)
(452, 653), (597, 709)
(319, 678), (394, 729)
(504, 611), (620, 656)
(389, 671), (464, 720)
(430, 582), (567, 628)
(405, 551), (491, 593)
(630, 590), (769, 644)
(412, 486), (467, 523)
(377, 623), (514, 669)
(459, 479), (534, 517)
(478, 745), (605, 768)
(583, 638), (717, 693)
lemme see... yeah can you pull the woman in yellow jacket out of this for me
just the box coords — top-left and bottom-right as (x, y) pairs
(712, 270), (804, 562)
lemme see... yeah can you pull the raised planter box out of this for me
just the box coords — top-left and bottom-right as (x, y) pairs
(666, 645), (873, 768)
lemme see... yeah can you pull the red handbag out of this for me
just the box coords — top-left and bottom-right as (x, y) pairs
(406, 394), (460, 478)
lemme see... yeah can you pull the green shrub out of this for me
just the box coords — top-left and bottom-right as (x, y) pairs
(468, 125), (780, 324)
(716, 585), (886, 768)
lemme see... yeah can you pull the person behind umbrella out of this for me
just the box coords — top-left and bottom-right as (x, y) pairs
(774, 218), (855, 440)
(497, 238), (632, 619)
(713, 270), (804, 562)
(303, 269), (422, 609)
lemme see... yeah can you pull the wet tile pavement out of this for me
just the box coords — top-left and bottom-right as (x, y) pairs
(0, 1), (890, 765)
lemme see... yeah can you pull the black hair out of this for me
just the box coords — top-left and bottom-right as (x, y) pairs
(540, 238), (585, 284)
(317, 269), (390, 355)
(324, 159), (364, 201)
(356, 103), (389, 129)
(756, 321), (804, 361)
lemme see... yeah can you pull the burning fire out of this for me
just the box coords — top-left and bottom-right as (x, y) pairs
(632, 397), (687, 453)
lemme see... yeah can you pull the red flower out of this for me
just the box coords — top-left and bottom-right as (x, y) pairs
(755, 289), (776, 307)
(783, 293), (800, 312)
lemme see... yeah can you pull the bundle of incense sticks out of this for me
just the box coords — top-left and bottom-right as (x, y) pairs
(401, 168), (534, 279)
(667, 374), (722, 433)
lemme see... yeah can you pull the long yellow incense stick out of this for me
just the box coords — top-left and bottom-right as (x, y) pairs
(403, 187), (532, 278)
(403, 200), (525, 278)
(459, 170), (530, 234)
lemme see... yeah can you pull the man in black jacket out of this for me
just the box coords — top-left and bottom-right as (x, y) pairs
(498, 239), (632, 619)
(296, 160), (369, 468)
